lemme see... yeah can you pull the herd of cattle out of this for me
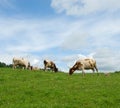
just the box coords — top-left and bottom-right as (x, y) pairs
(12, 57), (99, 75)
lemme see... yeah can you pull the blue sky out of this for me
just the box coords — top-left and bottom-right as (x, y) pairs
(0, 0), (120, 72)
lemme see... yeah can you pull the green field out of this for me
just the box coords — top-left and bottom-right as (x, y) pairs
(0, 68), (120, 108)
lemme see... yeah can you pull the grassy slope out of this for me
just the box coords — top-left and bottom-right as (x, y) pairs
(0, 68), (120, 108)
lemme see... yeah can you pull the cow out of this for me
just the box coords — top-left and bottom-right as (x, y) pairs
(30, 66), (40, 71)
(44, 59), (58, 72)
(69, 58), (98, 76)
(13, 57), (30, 69)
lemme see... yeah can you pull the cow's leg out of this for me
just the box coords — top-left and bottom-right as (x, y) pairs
(91, 68), (96, 76)
(82, 70), (85, 76)
(94, 65), (99, 75)
(25, 65), (28, 69)
(81, 67), (85, 76)
(92, 68), (95, 73)
(51, 67), (54, 72)
(53, 67), (57, 72)
(23, 65), (26, 70)
(13, 65), (15, 69)
(44, 65), (47, 71)
(13, 64), (16, 69)
(51, 64), (54, 72)
(13, 64), (14, 69)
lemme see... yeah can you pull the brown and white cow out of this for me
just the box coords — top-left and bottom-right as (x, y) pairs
(13, 57), (30, 69)
(69, 58), (98, 75)
(44, 59), (58, 72)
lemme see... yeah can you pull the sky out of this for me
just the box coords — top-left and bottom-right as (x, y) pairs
(0, 0), (120, 72)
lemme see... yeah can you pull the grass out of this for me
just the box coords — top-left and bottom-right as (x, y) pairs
(0, 68), (120, 108)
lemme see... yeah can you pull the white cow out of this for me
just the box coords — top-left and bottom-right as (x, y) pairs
(69, 58), (98, 75)
(13, 57), (30, 69)
(30, 66), (40, 71)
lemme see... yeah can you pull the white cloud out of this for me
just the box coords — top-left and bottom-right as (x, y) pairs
(0, 17), (69, 54)
(0, 54), (13, 64)
(59, 15), (120, 72)
(51, 0), (120, 16)
(0, 15), (120, 72)
(0, 0), (119, 72)
(95, 48), (120, 72)
(1, 15), (119, 72)
(61, 16), (120, 51)
(61, 32), (90, 50)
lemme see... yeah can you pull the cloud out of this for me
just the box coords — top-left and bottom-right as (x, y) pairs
(0, 15), (119, 72)
(59, 15), (120, 72)
(95, 48), (120, 72)
(51, 0), (120, 16)
(61, 32), (90, 50)
(0, 0), (119, 72)
(61, 16), (120, 51)
(0, 17), (69, 54)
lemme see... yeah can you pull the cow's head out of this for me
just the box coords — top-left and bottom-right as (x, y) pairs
(54, 67), (58, 72)
(69, 62), (81, 75)
(69, 67), (75, 75)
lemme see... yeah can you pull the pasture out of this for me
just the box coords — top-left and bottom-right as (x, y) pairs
(0, 68), (120, 108)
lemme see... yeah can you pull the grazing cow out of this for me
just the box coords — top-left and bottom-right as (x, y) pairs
(44, 59), (58, 72)
(13, 57), (30, 69)
(104, 72), (110, 76)
(69, 58), (98, 75)
(30, 66), (40, 71)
